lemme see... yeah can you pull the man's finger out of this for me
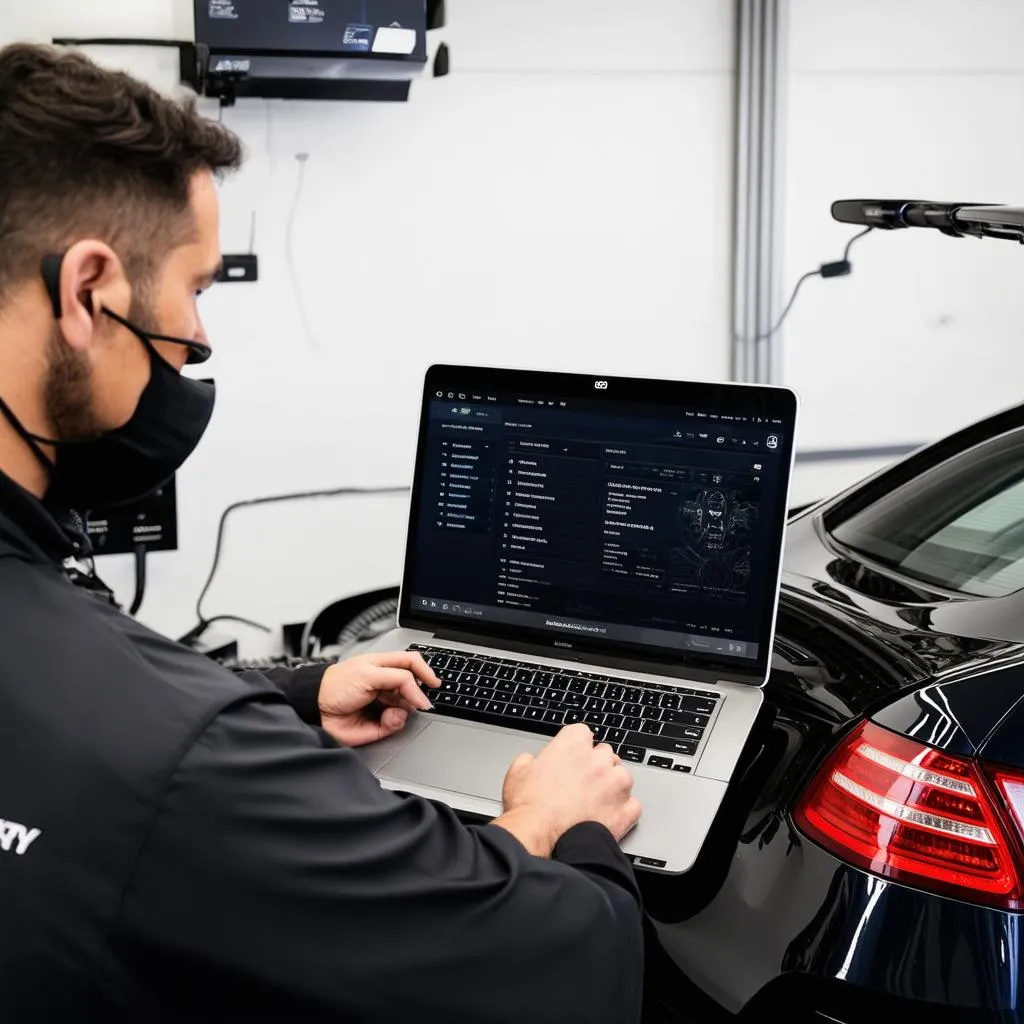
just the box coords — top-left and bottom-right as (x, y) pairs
(341, 707), (410, 747)
(509, 751), (534, 772)
(557, 722), (595, 746)
(380, 706), (409, 733)
(371, 650), (440, 687)
(377, 691), (420, 713)
(369, 667), (433, 710)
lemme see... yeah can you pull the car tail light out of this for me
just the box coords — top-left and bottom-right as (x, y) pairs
(793, 719), (1024, 909)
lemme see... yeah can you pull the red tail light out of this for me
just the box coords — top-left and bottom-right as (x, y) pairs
(793, 719), (1024, 909)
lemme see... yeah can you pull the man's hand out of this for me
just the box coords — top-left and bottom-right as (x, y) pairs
(493, 723), (642, 858)
(317, 651), (440, 747)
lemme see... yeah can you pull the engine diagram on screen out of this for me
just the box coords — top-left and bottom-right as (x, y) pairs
(669, 485), (759, 602)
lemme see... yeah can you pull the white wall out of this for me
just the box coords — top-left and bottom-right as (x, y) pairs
(1, 1), (736, 652)
(782, 0), (1024, 467)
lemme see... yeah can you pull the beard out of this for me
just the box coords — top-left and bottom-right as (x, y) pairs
(43, 293), (153, 441)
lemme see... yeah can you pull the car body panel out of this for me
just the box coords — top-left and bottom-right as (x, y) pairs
(638, 433), (1024, 1018)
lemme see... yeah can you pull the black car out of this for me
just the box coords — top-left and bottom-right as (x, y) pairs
(641, 285), (1024, 1022)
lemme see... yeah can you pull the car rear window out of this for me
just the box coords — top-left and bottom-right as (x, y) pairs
(829, 428), (1024, 597)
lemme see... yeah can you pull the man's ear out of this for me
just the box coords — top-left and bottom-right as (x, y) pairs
(56, 241), (129, 352)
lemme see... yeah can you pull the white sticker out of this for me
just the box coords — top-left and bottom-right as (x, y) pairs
(372, 24), (417, 55)
(209, 0), (238, 19)
(289, 0), (325, 24)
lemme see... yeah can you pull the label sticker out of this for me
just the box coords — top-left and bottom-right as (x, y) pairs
(288, 0), (325, 24)
(372, 23), (417, 55)
(209, 0), (239, 19)
(341, 23), (373, 51)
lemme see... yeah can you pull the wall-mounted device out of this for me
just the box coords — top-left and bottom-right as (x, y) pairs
(87, 475), (178, 617)
(193, 0), (430, 104)
(87, 478), (179, 558)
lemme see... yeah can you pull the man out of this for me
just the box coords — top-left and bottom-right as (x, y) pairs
(0, 43), (645, 1021)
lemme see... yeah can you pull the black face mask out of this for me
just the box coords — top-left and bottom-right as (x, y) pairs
(0, 253), (216, 512)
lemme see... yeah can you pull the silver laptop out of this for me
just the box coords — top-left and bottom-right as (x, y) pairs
(359, 365), (798, 873)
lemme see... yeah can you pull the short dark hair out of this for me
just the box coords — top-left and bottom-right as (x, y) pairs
(0, 43), (243, 305)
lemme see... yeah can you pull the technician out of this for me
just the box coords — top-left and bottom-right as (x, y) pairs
(0, 44), (644, 1022)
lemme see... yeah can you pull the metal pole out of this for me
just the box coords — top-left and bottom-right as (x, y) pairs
(731, 0), (787, 384)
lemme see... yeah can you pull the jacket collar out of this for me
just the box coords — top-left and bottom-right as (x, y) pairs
(0, 470), (88, 565)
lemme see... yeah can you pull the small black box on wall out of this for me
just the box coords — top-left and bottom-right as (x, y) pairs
(87, 477), (179, 556)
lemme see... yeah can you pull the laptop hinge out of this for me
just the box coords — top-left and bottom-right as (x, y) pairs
(429, 626), (758, 687)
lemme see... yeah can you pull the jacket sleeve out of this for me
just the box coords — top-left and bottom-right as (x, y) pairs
(231, 663), (327, 725)
(108, 694), (644, 1023)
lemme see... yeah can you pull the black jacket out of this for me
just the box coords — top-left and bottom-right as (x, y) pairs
(0, 472), (644, 1022)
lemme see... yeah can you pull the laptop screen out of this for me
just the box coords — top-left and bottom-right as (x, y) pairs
(400, 366), (798, 682)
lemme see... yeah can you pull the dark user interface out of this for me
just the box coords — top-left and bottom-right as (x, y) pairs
(408, 391), (788, 663)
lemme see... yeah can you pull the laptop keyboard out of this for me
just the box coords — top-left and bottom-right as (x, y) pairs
(409, 645), (721, 772)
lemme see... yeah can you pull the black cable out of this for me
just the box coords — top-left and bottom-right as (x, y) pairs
(128, 543), (147, 617)
(746, 226), (874, 345)
(179, 485), (410, 647)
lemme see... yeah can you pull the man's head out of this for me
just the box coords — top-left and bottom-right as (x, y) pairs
(0, 43), (242, 497)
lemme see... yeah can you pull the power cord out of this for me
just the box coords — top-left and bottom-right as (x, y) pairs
(747, 227), (874, 344)
(178, 485), (410, 647)
(128, 542), (147, 617)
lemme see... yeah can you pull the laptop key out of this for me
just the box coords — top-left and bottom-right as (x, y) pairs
(606, 728), (626, 746)
(524, 707), (543, 722)
(448, 657), (467, 672)
(477, 662), (500, 678)
(604, 684), (625, 702)
(584, 697), (606, 713)
(620, 745), (645, 763)
(514, 669), (535, 684)
(495, 679), (516, 695)
(660, 693), (681, 710)
(637, 721), (663, 738)
(623, 703), (643, 718)
(622, 716), (642, 732)
(626, 732), (697, 757)
(564, 710), (584, 725)
(487, 701), (507, 715)
(544, 709), (565, 725)
(678, 696), (717, 716)
(647, 756), (673, 769)
(662, 722), (706, 741)
(495, 665), (517, 680)
(427, 703), (560, 739)
(584, 680), (607, 698)
(621, 687), (643, 704)
(640, 691), (661, 707)
(663, 710), (710, 728)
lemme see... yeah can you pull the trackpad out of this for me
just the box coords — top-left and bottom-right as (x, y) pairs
(380, 722), (548, 800)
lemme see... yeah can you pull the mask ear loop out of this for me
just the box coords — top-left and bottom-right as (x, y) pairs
(40, 253), (65, 319)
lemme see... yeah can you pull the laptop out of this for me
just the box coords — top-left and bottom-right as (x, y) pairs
(359, 365), (798, 873)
